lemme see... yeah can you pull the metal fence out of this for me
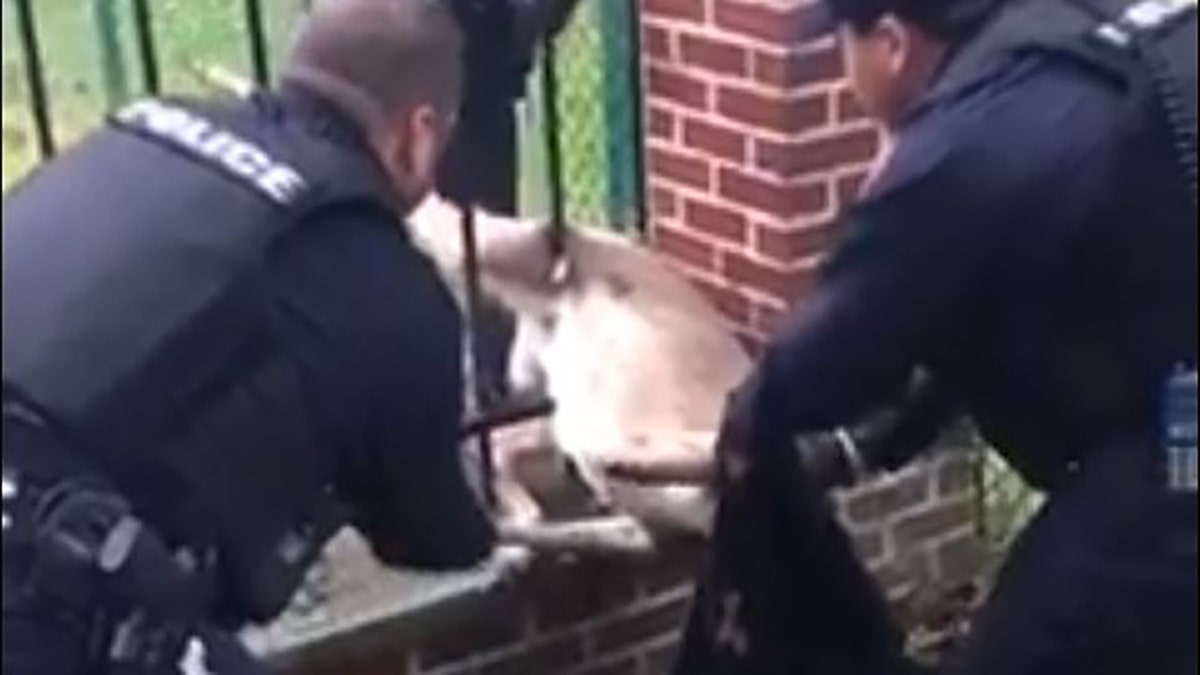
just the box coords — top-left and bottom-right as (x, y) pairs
(534, 0), (645, 231)
(1, 0), (647, 232)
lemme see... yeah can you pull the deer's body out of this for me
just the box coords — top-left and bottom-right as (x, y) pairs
(409, 195), (750, 552)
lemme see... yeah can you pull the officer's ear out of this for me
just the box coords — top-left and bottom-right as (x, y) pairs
(841, 13), (943, 127)
(874, 14), (910, 78)
(382, 101), (451, 205)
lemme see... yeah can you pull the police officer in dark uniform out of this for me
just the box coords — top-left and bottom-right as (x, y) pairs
(1, 1), (496, 673)
(662, 0), (1198, 673)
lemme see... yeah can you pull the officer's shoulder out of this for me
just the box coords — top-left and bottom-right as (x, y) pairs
(887, 53), (1127, 194)
(924, 53), (1125, 153)
(275, 204), (459, 327)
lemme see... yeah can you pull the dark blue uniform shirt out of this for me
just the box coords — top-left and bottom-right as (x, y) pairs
(263, 90), (495, 568)
(752, 49), (1196, 488)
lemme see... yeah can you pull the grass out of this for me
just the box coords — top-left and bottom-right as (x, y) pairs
(975, 447), (1044, 560)
(2, 0), (630, 226)
(2, 0), (307, 189)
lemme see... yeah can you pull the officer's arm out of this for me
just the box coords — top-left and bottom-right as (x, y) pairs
(264, 212), (494, 569)
(741, 128), (995, 459)
(348, 251), (496, 570)
(267, 213), (495, 569)
(857, 373), (961, 473)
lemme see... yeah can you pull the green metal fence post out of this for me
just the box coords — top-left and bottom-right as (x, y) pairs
(599, 0), (635, 230)
(92, 0), (129, 109)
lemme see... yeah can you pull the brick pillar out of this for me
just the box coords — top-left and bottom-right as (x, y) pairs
(641, 0), (880, 345)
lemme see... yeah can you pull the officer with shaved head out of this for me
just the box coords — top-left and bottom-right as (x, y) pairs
(2, 1), (497, 672)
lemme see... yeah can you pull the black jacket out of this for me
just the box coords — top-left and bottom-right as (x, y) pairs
(1, 85), (495, 625)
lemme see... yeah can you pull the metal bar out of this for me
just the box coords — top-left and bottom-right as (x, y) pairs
(541, 36), (567, 252)
(244, 0), (271, 87)
(458, 204), (498, 509)
(93, 0), (130, 110)
(12, 0), (56, 158)
(131, 0), (161, 95)
(971, 451), (989, 542)
(625, 0), (649, 237)
(460, 394), (554, 440)
(600, 0), (633, 230)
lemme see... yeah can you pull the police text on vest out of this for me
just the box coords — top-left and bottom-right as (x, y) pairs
(115, 99), (308, 205)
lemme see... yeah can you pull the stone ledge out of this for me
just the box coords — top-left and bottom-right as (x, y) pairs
(241, 531), (705, 672)
(243, 532), (516, 670)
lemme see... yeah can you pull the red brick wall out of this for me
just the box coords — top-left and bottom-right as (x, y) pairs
(284, 2), (983, 673)
(288, 548), (704, 675)
(642, 0), (882, 345)
(284, 456), (981, 675)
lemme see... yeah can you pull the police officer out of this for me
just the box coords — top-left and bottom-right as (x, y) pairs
(2, 1), (496, 673)
(438, 0), (584, 215)
(658, 0), (1198, 672)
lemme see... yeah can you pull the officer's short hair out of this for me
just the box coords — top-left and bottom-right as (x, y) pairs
(285, 0), (464, 119)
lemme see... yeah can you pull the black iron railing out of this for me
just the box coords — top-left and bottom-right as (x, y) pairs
(130, 0), (160, 95)
(2, 0), (647, 233)
(11, 0), (54, 157)
(242, 0), (270, 87)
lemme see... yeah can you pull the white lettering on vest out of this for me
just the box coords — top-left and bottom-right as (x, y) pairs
(1126, 0), (1195, 30)
(115, 99), (309, 205)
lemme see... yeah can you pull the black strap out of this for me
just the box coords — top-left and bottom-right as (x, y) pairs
(1071, 0), (1197, 206)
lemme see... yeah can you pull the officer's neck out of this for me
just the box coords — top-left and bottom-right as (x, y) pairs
(278, 78), (375, 153)
(276, 78), (413, 216)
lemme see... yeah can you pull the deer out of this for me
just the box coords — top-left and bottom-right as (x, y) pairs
(407, 194), (751, 556)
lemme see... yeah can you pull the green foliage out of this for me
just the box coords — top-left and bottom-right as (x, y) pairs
(1, 0), (305, 190)
(973, 444), (1044, 563)
(520, 1), (639, 228)
(154, 0), (250, 87)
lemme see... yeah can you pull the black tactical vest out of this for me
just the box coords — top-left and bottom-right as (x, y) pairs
(913, 0), (1198, 487)
(2, 93), (397, 623)
(924, 0), (1195, 204)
